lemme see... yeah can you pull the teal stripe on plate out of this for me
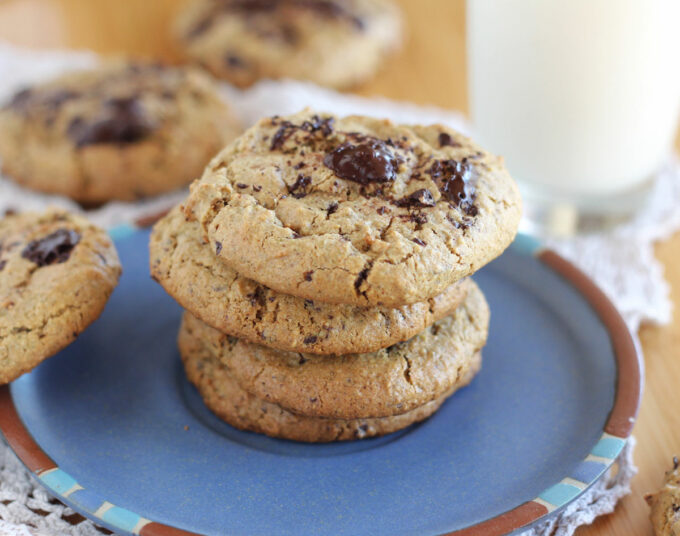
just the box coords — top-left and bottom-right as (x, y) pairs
(40, 468), (77, 494)
(101, 505), (143, 533)
(539, 482), (582, 507)
(591, 436), (626, 459)
(511, 233), (543, 256)
(109, 224), (137, 242)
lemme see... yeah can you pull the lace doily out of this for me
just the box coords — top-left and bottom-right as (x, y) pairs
(1, 42), (677, 536)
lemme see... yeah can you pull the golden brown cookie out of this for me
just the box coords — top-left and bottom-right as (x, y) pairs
(646, 457), (680, 535)
(174, 0), (402, 89)
(179, 279), (489, 420)
(0, 61), (241, 204)
(0, 210), (121, 384)
(185, 109), (521, 307)
(151, 205), (470, 354)
(180, 314), (481, 442)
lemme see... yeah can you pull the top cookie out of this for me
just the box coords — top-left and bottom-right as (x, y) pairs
(174, 0), (402, 89)
(185, 110), (522, 307)
(0, 61), (241, 204)
(0, 210), (121, 384)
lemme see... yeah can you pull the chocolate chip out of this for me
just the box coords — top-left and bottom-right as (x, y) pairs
(270, 114), (334, 151)
(288, 174), (312, 198)
(0, 259), (6, 271)
(303, 270), (313, 281)
(215, 241), (222, 255)
(675, 457), (679, 470)
(298, 355), (308, 365)
(377, 206), (389, 215)
(67, 97), (156, 148)
(303, 335), (318, 344)
(5, 88), (33, 111)
(21, 229), (80, 267)
(326, 202), (338, 216)
(252, 185), (262, 192)
(438, 132), (461, 148)
(293, 162), (306, 170)
(236, 183), (249, 189)
(428, 159), (477, 215)
(324, 138), (398, 185)
(412, 238), (426, 246)
(226, 54), (246, 68)
(354, 264), (371, 294)
(246, 286), (267, 307)
(395, 189), (436, 209)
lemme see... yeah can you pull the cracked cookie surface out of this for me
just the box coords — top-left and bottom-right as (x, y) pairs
(179, 280), (488, 420)
(0, 210), (121, 384)
(0, 61), (241, 204)
(180, 322), (481, 442)
(151, 205), (470, 354)
(184, 109), (521, 307)
(174, 0), (402, 89)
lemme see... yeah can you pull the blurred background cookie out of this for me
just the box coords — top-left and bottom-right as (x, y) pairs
(174, 0), (402, 89)
(0, 61), (241, 204)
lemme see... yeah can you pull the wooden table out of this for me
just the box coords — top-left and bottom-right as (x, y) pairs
(0, 1), (678, 535)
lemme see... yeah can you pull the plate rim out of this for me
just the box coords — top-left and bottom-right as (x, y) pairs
(0, 229), (642, 536)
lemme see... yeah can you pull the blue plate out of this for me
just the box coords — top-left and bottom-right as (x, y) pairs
(0, 228), (640, 536)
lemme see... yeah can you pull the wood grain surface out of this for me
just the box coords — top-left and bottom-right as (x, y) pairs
(0, 1), (678, 535)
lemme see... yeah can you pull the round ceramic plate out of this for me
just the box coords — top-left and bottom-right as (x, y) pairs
(0, 228), (640, 536)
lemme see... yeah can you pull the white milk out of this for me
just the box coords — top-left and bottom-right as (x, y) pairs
(467, 0), (680, 200)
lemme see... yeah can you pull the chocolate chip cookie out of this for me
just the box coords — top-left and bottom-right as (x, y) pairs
(0, 210), (121, 384)
(0, 61), (241, 204)
(178, 279), (488, 419)
(181, 322), (481, 442)
(151, 205), (470, 354)
(646, 457), (680, 535)
(184, 110), (521, 307)
(174, 0), (402, 89)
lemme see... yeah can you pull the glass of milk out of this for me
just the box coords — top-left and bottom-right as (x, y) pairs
(467, 0), (680, 236)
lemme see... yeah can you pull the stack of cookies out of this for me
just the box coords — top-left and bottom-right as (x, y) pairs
(150, 109), (521, 442)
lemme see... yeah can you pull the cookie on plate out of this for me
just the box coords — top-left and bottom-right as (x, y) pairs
(150, 205), (470, 354)
(646, 457), (680, 535)
(181, 321), (481, 442)
(184, 109), (521, 307)
(174, 0), (402, 89)
(0, 61), (241, 204)
(0, 210), (121, 384)
(178, 279), (489, 420)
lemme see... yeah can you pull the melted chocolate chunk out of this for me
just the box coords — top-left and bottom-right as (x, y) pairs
(326, 201), (339, 216)
(428, 159), (477, 215)
(67, 97), (156, 148)
(324, 138), (398, 185)
(288, 174), (312, 198)
(395, 188), (436, 209)
(303, 270), (313, 281)
(21, 229), (80, 267)
(438, 132), (461, 148)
